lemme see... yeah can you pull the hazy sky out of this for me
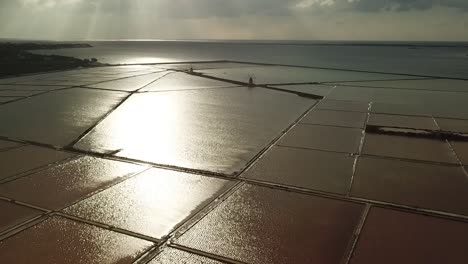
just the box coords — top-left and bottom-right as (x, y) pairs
(1, 0), (467, 41)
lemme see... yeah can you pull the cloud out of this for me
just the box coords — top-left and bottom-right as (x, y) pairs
(0, 0), (467, 40)
(295, 0), (336, 9)
(293, 0), (468, 12)
(3, 0), (468, 18)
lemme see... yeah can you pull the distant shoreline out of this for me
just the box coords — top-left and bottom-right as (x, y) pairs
(2, 39), (468, 48)
(0, 42), (100, 78)
(4, 42), (92, 50)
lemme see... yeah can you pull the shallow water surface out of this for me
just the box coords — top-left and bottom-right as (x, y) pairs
(0, 88), (127, 146)
(76, 87), (315, 174)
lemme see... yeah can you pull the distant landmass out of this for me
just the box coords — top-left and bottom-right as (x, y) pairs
(0, 42), (99, 77)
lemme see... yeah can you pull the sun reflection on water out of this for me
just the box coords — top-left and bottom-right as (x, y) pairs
(75, 87), (314, 174)
(107, 93), (185, 162)
(122, 56), (174, 64)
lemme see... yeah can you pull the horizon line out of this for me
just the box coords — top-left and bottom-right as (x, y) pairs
(2, 37), (468, 45)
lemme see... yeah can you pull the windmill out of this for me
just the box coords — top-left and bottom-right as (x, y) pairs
(248, 74), (255, 87)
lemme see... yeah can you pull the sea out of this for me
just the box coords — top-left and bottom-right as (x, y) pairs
(30, 40), (468, 79)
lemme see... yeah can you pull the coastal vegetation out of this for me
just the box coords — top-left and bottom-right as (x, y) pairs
(0, 43), (98, 77)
